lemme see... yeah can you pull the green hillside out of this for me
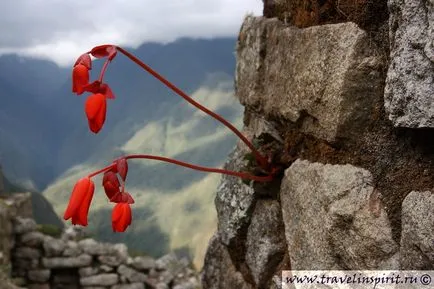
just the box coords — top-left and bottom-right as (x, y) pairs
(43, 78), (243, 267)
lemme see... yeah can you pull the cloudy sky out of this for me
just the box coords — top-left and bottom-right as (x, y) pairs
(0, 0), (262, 66)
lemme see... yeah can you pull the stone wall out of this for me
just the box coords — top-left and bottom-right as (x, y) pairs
(0, 194), (200, 289)
(202, 1), (434, 288)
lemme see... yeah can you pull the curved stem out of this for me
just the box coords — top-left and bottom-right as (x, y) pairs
(88, 163), (115, 178)
(88, 154), (273, 182)
(115, 46), (270, 171)
(98, 59), (111, 82)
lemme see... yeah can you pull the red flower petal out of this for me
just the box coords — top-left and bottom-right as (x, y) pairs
(71, 180), (95, 226)
(109, 192), (134, 204)
(102, 171), (120, 199)
(85, 93), (104, 119)
(112, 203), (123, 223)
(112, 203), (132, 232)
(123, 192), (135, 204)
(94, 97), (107, 132)
(90, 45), (117, 60)
(85, 93), (107, 133)
(74, 53), (92, 70)
(116, 158), (128, 182)
(83, 80), (102, 94)
(82, 81), (115, 100)
(109, 192), (122, 203)
(72, 64), (89, 95)
(63, 177), (92, 221)
(101, 83), (115, 99)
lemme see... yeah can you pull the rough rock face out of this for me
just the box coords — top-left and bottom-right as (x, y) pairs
(202, 118), (289, 289)
(202, 1), (433, 288)
(201, 234), (253, 289)
(281, 160), (398, 270)
(385, 0), (434, 127)
(0, 200), (13, 273)
(236, 16), (383, 143)
(245, 200), (286, 288)
(262, 0), (388, 29)
(400, 191), (434, 269)
(0, 193), (33, 275)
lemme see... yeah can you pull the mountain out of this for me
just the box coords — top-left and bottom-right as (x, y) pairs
(0, 165), (63, 228)
(43, 73), (243, 266)
(0, 37), (242, 267)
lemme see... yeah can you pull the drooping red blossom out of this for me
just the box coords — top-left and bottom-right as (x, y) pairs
(72, 64), (89, 95)
(74, 53), (92, 69)
(102, 170), (120, 200)
(63, 177), (95, 226)
(65, 45), (279, 233)
(112, 203), (132, 232)
(100, 83), (115, 99)
(85, 93), (107, 133)
(116, 158), (128, 181)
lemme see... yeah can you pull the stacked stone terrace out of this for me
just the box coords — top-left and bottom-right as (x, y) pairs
(0, 194), (200, 289)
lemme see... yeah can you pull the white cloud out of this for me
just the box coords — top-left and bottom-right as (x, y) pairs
(0, 0), (262, 66)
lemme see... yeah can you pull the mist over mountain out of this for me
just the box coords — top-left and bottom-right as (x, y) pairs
(0, 37), (242, 266)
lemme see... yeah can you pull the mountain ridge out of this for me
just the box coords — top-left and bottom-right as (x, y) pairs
(0, 37), (241, 267)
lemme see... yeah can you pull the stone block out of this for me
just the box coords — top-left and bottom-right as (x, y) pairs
(280, 160), (399, 269)
(236, 16), (384, 142)
(400, 191), (434, 269)
(385, 0), (434, 127)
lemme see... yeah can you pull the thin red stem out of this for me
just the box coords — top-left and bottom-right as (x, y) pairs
(88, 154), (273, 182)
(115, 46), (270, 171)
(87, 163), (115, 178)
(98, 59), (111, 82)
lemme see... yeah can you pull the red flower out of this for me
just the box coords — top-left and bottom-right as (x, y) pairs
(102, 170), (120, 200)
(116, 158), (128, 181)
(112, 203), (132, 232)
(63, 177), (95, 226)
(74, 53), (92, 69)
(110, 191), (135, 204)
(85, 93), (107, 133)
(72, 64), (89, 95)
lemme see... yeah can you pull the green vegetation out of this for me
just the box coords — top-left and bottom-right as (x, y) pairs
(43, 79), (242, 268)
(37, 224), (62, 238)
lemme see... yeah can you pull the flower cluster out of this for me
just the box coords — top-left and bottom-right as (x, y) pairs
(72, 45), (117, 133)
(64, 158), (134, 232)
(64, 44), (277, 233)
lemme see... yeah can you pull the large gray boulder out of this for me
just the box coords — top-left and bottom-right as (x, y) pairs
(281, 160), (399, 269)
(385, 0), (434, 127)
(236, 16), (384, 142)
(201, 234), (253, 289)
(245, 200), (286, 288)
(400, 191), (434, 269)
